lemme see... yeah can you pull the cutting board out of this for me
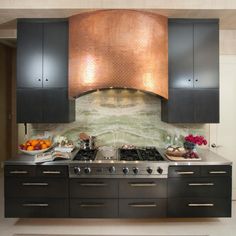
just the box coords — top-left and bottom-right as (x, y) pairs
(165, 154), (201, 161)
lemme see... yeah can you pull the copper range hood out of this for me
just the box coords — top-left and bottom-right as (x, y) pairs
(69, 10), (168, 98)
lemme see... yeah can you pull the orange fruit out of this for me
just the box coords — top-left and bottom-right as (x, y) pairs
(44, 140), (52, 147)
(31, 140), (39, 147)
(27, 146), (34, 151)
(41, 144), (48, 149)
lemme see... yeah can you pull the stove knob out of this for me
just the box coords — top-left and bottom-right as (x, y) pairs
(146, 167), (153, 174)
(133, 167), (139, 175)
(157, 167), (163, 174)
(109, 166), (116, 174)
(74, 166), (81, 175)
(84, 167), (91, 174)
(123, 167), (129, 175)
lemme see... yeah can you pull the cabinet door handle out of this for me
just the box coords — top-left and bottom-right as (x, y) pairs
(22, 203), (49, 207)
(129, 183), (156, 187)
(79, 183), (107, 187)
(188, 203), (214, 207)
(209, 171), (227, 174)
(9, 171), (28, 174)
(176, 171), (194, 175)
(42, 171), (61, 174)
(38, 79), (41, 82)
(80, 203), (105, 208)
(22, 182), (48, 186)
(45, 78), (48, 81)
(129, 203), (157, 208)
(188, 183), (214, 186)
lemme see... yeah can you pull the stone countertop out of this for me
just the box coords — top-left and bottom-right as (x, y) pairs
(4, 148), (232, 166)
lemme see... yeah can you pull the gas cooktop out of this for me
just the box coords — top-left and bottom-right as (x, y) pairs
(73, 147), (164, 162)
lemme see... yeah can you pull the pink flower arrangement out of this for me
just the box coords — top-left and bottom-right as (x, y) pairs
(184, 134), (207, 146)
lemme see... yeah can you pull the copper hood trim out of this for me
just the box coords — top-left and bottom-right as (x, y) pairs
(69, 10), (168, 99)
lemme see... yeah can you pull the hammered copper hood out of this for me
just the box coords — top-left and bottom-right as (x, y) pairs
(69, 10), (168, 98)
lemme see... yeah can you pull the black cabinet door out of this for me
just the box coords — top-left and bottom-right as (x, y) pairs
(194, 23), (219, 88)
(194, 89), (219, 123)
(43, 21), (68, 88)
(161, 89), (195, 123)
(169, 22), (194, 89)
(42, 88), (74, 123)
(17, 22), (43, 88)
(17, 89), (43, 123)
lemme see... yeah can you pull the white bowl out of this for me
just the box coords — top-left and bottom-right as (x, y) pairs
(19, 146), (52, 155)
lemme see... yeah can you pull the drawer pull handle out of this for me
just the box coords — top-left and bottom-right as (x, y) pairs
(176, 171), (194, 175)
(42, 171), (61, 174)
(129, 183), (156, 187)
(209, 171), (227, 174)
(80, 203), (105, 208)
(188, 183), (214, 186)
(22, 203), (49, 207)
(188, 203), (214, 207)
(22, 183), (49, 186)
(129, 203), (157, 208)
(80, 183), (107, 187)
(9, 171), (28, 174)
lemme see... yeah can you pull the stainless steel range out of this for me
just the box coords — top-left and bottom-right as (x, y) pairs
(69, 147), (168, 178)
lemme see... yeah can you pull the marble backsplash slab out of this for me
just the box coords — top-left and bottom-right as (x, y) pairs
(29, 89), (209, 148)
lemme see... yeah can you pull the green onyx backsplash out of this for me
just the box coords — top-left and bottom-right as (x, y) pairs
(30, 89), (209, 148)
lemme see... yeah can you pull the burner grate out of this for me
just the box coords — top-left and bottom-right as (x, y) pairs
(73, 149), (97, 161)
(119, 147), (164, 161)
(119, 149), (140, 161)
(138, 148), (164, 161)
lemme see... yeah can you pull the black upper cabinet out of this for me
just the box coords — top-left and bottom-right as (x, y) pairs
(162, 19), (219, 123)
(17, 88), (75, 123)
(43, 22), (68, 88)
(17, 23), (43, 88)
(169, 23), (194, 89)
(16, 19), (75, 123)
(194, 23), (219, 88)
(17, 20), (68, 88)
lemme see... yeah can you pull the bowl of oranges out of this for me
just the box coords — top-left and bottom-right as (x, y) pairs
(19, 138), (53, 155)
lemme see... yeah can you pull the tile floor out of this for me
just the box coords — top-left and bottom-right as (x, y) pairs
(0, 172), (235, 236)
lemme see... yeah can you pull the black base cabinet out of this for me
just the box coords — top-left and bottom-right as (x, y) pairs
(4, 164), (232, 218)
(4, 165), (69, 218)
(168, 198), (231, 218)
(167, 165), (232, 217)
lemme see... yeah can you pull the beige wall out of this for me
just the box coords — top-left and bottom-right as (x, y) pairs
(209, 30), (236, 199)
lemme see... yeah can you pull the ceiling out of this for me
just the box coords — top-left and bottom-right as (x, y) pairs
(1, 8), (236, 38)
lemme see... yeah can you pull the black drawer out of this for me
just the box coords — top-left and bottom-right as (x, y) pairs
(4, 165), (35, 177)
(36, 165), (68, 178)
(70, 179), (118, 198)
(168, 198), (231, 217)
(201, 165), (232, 177)
(168, 177), (231, 198)
(5, 198), (69, 218)
(169, 166), (201, 178)
(70, 199), (118, 218)
(5, 178), (68, 198)
(119, 179), (167, 198)
(119, 198), (167, 218)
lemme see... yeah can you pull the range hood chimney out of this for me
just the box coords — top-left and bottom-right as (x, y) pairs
(69, 10), (168, 98)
